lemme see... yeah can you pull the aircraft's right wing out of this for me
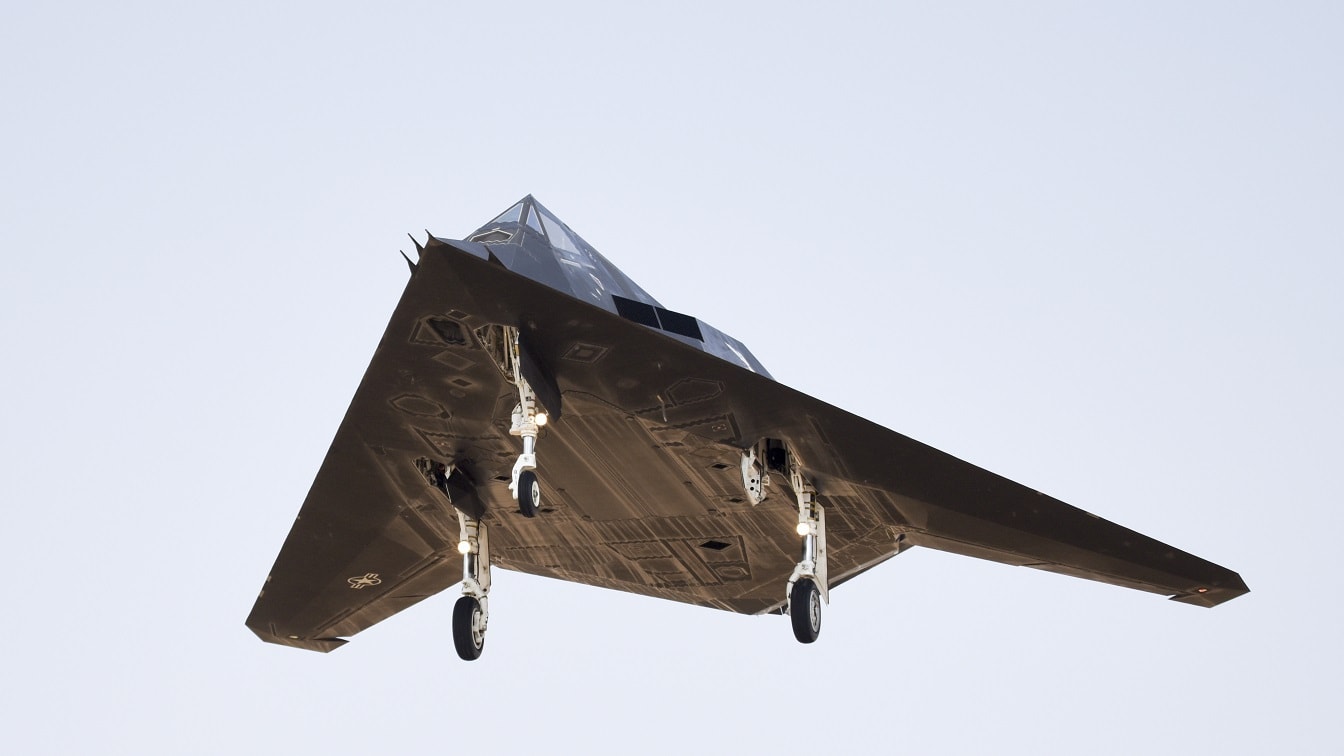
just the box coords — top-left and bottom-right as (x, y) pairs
(731, 380), (1250, 607)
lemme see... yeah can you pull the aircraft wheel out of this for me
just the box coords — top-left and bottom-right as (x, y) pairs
(790, 578), (821, 644)
(452, 596), (485, 660)
(518, 470), (541, 518)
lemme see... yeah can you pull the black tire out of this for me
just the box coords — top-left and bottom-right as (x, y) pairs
(452, 595), (485, 661)
(518, 470), (541, 517)
(790, 578), (821, 644)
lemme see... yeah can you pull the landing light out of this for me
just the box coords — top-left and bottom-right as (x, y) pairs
(796, 523), (811, 536)
(536, 413), (549, 427)
(457, 541), (471, 554)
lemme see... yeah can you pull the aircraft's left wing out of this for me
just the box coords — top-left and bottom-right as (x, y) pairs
(246, 264), (512, 651)
(245, 431), (465, 651)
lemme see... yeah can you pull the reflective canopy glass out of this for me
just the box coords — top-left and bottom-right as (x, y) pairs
(524, 205), (546, 235)
(537, 206), (582, 255)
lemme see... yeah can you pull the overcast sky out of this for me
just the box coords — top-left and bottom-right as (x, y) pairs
(3, 2), (1340, 754)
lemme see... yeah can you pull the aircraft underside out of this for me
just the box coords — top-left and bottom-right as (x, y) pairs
(246, 197), (1247, 658)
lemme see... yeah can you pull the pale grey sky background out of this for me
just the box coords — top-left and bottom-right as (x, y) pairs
(3, 2), (1340, 754)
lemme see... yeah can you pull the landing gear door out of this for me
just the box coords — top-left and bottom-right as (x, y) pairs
(516, 331), (562, 420)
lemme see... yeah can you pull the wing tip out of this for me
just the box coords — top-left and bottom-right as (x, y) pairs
(1169, 573), (1250, 608)
(246, 620), (348, 653)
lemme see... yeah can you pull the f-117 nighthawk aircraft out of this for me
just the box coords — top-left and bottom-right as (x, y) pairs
(246, 196), (1248, 660)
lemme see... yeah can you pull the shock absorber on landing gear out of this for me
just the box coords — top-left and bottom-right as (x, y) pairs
(474, 323), (547, 517)
(740, 440), (829, 643)
(786, 454), (827, 644)
(501, 327), (546, 517)
(453, 508), (491, 661)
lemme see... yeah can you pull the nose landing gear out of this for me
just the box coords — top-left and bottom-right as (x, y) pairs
(487, 325), (547, 518)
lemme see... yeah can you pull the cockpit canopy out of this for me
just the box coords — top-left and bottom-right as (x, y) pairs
(455, 196), (772, 378)
(470, 197), (585, 258)
(466, 195), (661, 309)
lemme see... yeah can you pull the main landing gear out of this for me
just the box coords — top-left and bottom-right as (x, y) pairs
(742, 441), (828, 644)
(453, 504), (491, 660)
(787, 455), (826, 644)
(415, 459), (493, 661)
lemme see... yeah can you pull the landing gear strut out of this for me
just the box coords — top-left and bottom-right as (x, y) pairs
(415, 459), (494, 660)
(742, 440), (828, 644)
(453, 506), (491, 661)
(785, 451), (827, 644)
(496, 326), (547, 517)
